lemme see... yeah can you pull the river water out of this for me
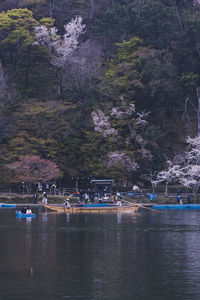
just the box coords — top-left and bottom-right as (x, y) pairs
(0, 208), (200, 300)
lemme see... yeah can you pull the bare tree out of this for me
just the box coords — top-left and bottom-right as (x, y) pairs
(0, 63), (17, 110)
(182, 87), (200, 137)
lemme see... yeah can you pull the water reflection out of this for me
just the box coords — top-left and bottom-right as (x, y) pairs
(1, 209), (200, 299)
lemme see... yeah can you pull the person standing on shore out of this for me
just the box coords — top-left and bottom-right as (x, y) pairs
(33, 194), (38, 204)
(177, 195), (182, 204)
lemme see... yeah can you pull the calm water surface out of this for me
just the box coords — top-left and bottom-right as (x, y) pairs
(0, 208), (200, 300)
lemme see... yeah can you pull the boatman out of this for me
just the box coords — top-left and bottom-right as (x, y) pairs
(64, 199), (71, 208)
(42, 192), (48, 204)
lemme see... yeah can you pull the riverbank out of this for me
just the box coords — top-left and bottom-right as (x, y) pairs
(0, 193), (66, 204)
(0, 192), (198, 205)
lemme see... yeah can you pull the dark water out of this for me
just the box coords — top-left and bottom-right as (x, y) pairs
(0, 208), (200, 300)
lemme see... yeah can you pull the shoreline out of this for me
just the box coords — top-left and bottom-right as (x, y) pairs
(0, 192), (197, 206)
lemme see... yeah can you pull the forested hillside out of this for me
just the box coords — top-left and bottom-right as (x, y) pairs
(0, 0), (200, 186)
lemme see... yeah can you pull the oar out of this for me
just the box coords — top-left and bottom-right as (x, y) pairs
(122, 199), (160, 213)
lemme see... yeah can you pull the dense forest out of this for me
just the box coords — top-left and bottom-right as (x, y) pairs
(0, 0), (200, 187)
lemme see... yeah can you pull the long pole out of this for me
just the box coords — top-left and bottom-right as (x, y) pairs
(122, 199), (160, 213)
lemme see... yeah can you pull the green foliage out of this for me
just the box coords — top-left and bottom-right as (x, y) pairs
(0, 8), (38, 48)
(0, 1), (200, 184)
(40, 17), (55, 27)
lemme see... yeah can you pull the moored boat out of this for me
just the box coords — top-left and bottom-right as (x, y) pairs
(0, 203), (16, 208)
(16, 210), (36, 218)
(152, 204), (200, 210)
(44, 203), (138, 213)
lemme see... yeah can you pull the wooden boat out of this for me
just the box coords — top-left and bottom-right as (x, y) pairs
(44, 203), (138, 213)
(152, 204), (200, 210)
(16, 211), (36, 218)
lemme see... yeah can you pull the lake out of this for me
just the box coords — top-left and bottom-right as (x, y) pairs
(0, 207), (200, 300)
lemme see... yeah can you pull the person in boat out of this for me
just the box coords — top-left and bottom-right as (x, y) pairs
(26, 206), (32, 214)
(21, 206), (27, 213)
(117, 200), (122, 206)
(91, 189), (95, 203)
(87, 188), (92, 202)
(79, 189), (84, 202)
(42, 192), (48, 204)
(84, 193), (89, 204)
(64, 199), (71, 208)
(98, 191), (105, 203)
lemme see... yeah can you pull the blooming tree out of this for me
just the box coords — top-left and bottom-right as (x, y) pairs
(34, 16), (85, 68)
(156, 161), (184, 195)
(92, 97), (151, 175)
(156, 135), (200, 197)
(106, 151), (138, 172)
(8, 155), (60, 186)
(34, 16), (85, 96)
(91, 109), (118, 137)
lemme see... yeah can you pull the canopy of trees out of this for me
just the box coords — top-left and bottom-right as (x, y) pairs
(1, 0), (200, 186)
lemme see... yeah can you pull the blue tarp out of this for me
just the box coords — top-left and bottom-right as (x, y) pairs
(83, 204), (108, 207)
(0, 203), (16, 208)
(152, 204), (200, 210)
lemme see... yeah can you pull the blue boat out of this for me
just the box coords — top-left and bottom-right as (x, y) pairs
(0, 203), (16, 208)
(16, 211), (35, 218)
(152, 204), (200, 210)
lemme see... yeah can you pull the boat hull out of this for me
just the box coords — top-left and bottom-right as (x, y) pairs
(152, 204), (200, 210)
(44, 204), (138, 213)
(16, 211), (35, 218)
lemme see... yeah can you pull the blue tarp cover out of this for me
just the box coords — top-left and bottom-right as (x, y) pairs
(152, 204), (200, 210)
(0, 203), (16, 208)
(83, 204), (108, 207)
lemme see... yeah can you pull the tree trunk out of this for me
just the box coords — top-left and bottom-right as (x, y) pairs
(90, 0), (94, 19)
(49, 0), (54, 18)
(197, 87), (200, 137)
(57, 69), (62, 98)
(165, 182), (168, 196)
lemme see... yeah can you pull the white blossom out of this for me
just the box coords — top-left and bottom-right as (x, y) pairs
(34, 16), (85, 68)
(92, 97), (151, 173)
(156, 136), (200, 196)
(106, 151), (138, 171)
(111, 103), (135, 118)
(136, 112), (149, 126)
(156, 160), (184, 185)
(92, 109), (118, 137)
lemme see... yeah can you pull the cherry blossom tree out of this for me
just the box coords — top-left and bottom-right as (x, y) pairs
(34, 16), (85, 96)
(156, 136), (200, 197)
(106, 151), (138, 172)
(8, 155), (60, 191)
(35, 16), (85, 67)
(156, 161), (184, 196)
(92, 97), (152, 177)
(91, 109), (118, 137)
